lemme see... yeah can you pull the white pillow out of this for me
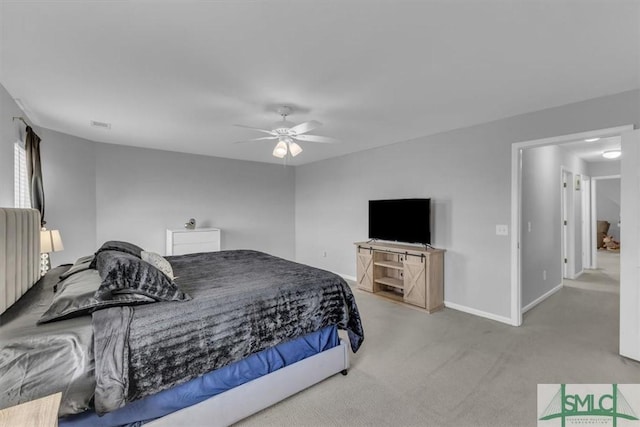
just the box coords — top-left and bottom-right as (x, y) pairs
(141, 251), (175, 280)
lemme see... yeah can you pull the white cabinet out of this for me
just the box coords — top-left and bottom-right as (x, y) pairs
(166, 228), (221, 256)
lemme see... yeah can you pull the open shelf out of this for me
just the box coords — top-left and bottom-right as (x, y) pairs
(374, 276), (403, 289)
(356, 241), (445, 313)
(373, 260), (403, 270)
(375, 289), (404, 303)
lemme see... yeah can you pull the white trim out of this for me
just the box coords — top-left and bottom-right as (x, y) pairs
(510, 145), (522, 325)
(522, 283), (562, 314)
(592, 174), (621, 180)
(561, 167), (572, 279)
(444, 301), (515, 326)
(511, 125), (633, 150)
(581, 176), (592, 269)
(591, 179), (598, 268)
(334, 272), (357, 282)
(510, 124), (634, 328)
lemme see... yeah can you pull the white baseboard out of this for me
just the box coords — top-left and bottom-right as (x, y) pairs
(444, 301), (513, 325)
(522, 283), (562, 314)
(333, 272), (356, 282)
(572, 269), (584, 280)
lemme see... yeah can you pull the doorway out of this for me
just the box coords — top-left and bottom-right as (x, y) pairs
(590, 176), (621, 269)
(510, 125), (638, 360)
(563, 175), (622, 295)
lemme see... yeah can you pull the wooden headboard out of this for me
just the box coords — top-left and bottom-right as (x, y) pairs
(0, 208), (40, 315)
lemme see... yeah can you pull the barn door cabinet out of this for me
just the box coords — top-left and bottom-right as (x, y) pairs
(355, 241), (444, 313)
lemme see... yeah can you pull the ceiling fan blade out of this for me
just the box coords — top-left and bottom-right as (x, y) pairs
(293, 134), (339, 144)
(233, 136), (278, 144)
(233, 124), (276, 135)
(289, 120), (322, 135)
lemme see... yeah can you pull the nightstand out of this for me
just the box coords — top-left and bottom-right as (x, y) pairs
(0, 393), (62, 427)
(166, 228), (221, 255)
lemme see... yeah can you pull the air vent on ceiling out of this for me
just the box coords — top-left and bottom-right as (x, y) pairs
(90, 120), (111, 129)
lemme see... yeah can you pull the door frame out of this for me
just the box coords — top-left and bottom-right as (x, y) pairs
(590, 175), (621, 269)
(510, 124), (633, 327)
(581, 175), (592, 270)
(561, 168), (573, 279)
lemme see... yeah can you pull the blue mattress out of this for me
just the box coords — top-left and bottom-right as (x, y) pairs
(60, 325), (339, 427)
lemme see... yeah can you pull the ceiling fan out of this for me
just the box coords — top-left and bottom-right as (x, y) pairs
(234, 106), (339, 158)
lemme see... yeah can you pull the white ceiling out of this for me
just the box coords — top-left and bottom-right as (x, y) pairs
(1, 1), (638, 165)
(561, 136), (622, 163)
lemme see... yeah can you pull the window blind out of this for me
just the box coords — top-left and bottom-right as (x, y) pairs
(14, 141), (31, 208)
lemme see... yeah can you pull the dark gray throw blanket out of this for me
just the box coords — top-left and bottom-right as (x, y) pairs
(92, 250), (364, 414)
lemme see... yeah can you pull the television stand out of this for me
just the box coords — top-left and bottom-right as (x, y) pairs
(354, 241), (445, 312)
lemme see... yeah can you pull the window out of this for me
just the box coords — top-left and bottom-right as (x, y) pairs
(14, 141), (31, 208)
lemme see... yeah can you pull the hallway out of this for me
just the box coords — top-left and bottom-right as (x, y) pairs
(564, 250), (620, 294)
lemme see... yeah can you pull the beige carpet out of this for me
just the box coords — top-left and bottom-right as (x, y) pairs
(564, 250), (620, 294)
(236, 280), (640, 427)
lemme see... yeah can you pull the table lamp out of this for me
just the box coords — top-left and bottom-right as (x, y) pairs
(41, 228), (64, 276)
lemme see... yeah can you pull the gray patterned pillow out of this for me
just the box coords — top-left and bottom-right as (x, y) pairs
(89, 240), (145, 269)
(59, 254), (95, 281)
(39, 269), (155, 324)
(95, 251), (190, 302)
(141, 251), (175, 279)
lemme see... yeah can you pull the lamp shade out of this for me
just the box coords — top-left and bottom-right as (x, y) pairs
(41, 229), (64, 253)
(288, 141), (303, 157)
(272, 140), (288, 158)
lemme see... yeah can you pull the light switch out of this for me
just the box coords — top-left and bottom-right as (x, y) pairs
(496, 225), (509, 236)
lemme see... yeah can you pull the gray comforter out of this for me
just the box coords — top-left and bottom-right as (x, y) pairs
(0, 266), (95, 416)
(93, 250), (364, 414)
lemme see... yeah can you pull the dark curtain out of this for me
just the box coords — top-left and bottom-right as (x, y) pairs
(25, 126), (45, 227)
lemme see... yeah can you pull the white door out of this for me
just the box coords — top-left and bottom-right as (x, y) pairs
(581, 176), (592, 269)
(562, 170), (572, 278)
(620, 129), (640, 361)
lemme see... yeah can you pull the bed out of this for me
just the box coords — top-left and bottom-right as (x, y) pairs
(0, 208), (364, 426)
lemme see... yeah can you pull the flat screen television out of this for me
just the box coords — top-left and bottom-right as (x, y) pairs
(368, 198), (431, 244)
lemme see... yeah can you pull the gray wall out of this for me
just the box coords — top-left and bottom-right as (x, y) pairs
(483, 143), (586, 310)
(521, 146), (563, 308)
(3, 80), (638, 321)
(2, 82), (295, 265)
(588, 160), (620, 177)
(596, 178), (621, 242)
(38, 128), (97, 266)
(0, 84), (27, 208)
(295, 89), (639, 319)
(95, 143), (295, 260)
(0, 86), (97, 265)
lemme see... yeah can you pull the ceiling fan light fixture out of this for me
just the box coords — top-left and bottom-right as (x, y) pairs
(289, 141), (303, 157)
(273, 140), (288, 158)
(236, 106), (339, 159)
(602, 149), (621, 159)
(273, 120), (295, 132)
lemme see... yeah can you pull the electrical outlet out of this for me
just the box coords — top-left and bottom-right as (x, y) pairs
(528, 222), (532, 233)
(543, 270), (547, 281)
(496, 225), (509, 236)
(322, 251), (327, 258)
